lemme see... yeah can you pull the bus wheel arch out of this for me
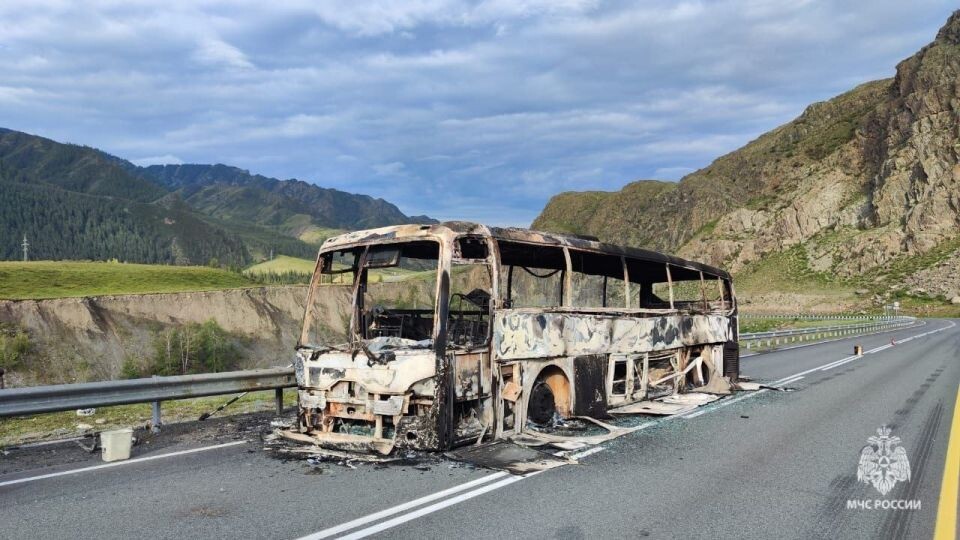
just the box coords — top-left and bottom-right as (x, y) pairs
(527, 365), (572, 425)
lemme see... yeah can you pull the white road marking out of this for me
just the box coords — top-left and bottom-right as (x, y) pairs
(297, 471), (509, 540)
(687, 320), (955, 420)
(335, 473), (531, 540)
(0, 440), (246, 488)
(302, 320), (957, 540)
(820, 355), (862, 371)
(817, 355), (860, 372)
(683, 390), (770, 419)
(569, 446), (605, 459)
(305, 446), (610, 540)
(776, 375), (804, 387)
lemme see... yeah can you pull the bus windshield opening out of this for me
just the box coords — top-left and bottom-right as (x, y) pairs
(299, 240), (440, 352)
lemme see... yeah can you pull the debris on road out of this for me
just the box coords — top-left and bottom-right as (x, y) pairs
(448, 439), (573, 475)
(100, 428), (133, 462)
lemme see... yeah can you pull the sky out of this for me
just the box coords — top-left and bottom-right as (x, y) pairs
(0, 1), (955, 225)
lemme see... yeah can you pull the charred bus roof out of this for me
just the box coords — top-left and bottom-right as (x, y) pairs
(320, 221), (731, 280)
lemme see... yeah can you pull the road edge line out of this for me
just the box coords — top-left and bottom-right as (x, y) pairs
(0, 440), (246, 487)
(933, 382), (960, 540)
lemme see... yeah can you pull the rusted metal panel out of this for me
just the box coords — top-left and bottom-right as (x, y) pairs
(493, 311), (731, 360)
(304, 351), (435, 394)
(572, 355), (607, 417)
(453, 351), (490, 401)
(320, 222), (730, 279)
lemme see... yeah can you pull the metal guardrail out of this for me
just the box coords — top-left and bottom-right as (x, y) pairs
(739, 317), (916, 349)
(740, 313), (898, 321)
(0, 317), (917, 421)
(0, 367), (295, 420)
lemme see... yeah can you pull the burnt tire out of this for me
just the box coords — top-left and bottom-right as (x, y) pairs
(527, 380), (556, 425)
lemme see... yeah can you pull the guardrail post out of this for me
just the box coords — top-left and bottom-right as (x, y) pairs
(275, 388), (283, 415)
(151, 400), (162, 432)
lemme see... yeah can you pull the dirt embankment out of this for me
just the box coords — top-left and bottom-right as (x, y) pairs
(0, 286), (309, 386)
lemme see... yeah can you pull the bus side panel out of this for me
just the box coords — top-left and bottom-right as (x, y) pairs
(493, 311), (732, 360)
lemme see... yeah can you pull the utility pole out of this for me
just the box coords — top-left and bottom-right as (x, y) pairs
(21, 234), (29, 262)
(270, 248), (274, 260)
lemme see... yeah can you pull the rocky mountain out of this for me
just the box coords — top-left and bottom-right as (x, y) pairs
(533, 11), (960, 311)
(0, 129), (433, 265)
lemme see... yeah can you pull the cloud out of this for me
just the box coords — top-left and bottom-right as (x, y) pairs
(0, 0), (954, 226)
(130, 154), (184, 167)
(309, 0), (598, 36)
(372, 161), (407, 176)
(192, 38), (253, 69)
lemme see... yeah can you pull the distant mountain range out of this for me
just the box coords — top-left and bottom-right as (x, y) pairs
(0, 128), (434, 266)
(533, 10), (960, 311)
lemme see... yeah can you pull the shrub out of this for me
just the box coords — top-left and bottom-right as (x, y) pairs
(0, 325), (30, 371)
(245, 270), (312, 285)
(120, 356), (143, 379)
(145, 319), (242, 376)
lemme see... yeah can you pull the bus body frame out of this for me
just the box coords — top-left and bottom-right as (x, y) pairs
(294, 222), (738, 454)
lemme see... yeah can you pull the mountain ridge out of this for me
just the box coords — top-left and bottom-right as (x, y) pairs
(0, 128), (434, 265)
(532, 10), (960, 312)
(139, 163), (436, 238)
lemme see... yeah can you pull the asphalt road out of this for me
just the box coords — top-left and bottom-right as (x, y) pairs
(1, 319), (957, 540)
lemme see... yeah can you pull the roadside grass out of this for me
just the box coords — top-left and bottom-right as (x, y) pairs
(0, 261), (255, 300)
(886, 295), (960, 318)
(735, 244), (853, 297)
(245, 255), (316, 275)
(0, 388), (298, 447)
(739, 316), (874, 333)
(279, 215), (343, 245)
(244, 257), (445, 283)
(857, 235), (960, 316)
(297, 226), (344, 245)
(865, 235), (960, 287)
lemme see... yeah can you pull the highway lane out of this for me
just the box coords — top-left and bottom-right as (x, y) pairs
(0, 320), (957, 539)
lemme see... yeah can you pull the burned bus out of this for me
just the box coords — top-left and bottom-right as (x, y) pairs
(293, 222), (738, 454)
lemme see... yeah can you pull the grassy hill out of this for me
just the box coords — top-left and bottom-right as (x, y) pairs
(245, 255), (316, 275)
(0, 261), (255, 300)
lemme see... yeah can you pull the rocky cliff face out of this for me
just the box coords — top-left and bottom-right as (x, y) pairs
(0, 286), (309, 386)
(533, 11), (960, 307)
